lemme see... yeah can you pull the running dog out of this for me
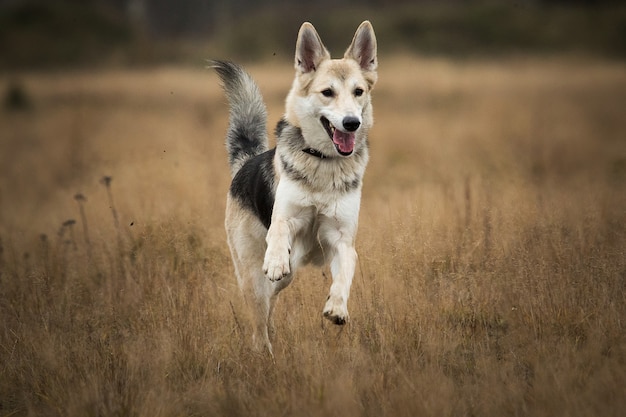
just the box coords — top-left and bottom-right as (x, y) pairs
(210, 20), (377, 354)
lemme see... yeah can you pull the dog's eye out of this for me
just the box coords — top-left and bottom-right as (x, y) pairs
(354, 88), (364, 97)
(321, 89), (334, 98)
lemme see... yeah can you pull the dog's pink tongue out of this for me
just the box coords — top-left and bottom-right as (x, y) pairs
(333, 130), (355, 154)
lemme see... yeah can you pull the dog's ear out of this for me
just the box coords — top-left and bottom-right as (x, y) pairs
(295, 22), (330, 73)
(345, 21), (377, 72)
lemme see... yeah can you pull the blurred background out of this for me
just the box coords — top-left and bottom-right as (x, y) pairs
(0, 0), (625, 70)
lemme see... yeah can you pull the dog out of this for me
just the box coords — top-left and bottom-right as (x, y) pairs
(210, 20), (377, 354)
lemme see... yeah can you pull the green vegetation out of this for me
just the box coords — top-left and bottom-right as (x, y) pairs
(0, 1), (625, 69)
(0, 1), (131, 69)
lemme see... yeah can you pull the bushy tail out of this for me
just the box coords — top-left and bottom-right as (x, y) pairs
(209, 60), (268, 177)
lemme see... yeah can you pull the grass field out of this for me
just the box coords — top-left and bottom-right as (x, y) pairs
(1, 55), (625, 416)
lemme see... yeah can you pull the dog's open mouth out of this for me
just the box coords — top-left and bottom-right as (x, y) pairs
(320, 117), (355, 156)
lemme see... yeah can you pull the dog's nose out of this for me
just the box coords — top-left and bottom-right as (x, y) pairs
(342, 116), (361, 132)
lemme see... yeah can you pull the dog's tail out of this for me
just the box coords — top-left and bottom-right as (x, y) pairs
(209, 60), (268, 177)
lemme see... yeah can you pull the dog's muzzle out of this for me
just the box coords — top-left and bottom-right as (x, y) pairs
(320, 116), (358, 156)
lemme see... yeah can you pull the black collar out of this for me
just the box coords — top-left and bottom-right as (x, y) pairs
(302, 147), (330, 159)
(276, 118), (331, 160)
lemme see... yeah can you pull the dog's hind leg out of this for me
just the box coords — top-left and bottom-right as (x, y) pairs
(229, 244), (275, 354)
(230, 254), (273, 354)
(226, 200), (276, 354)
(229, 243), (293, 355)
(249, 272), (294, 354)
(249, 274), (274, 354)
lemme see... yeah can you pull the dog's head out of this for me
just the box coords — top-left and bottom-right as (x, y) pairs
(285, 21), (377, 157)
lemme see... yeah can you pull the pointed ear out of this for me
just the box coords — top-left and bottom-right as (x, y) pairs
(344, 20), (377, 72)
(295, 22), (330, 73)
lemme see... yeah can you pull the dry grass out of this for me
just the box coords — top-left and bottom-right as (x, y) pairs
(1, 55), (625, 416)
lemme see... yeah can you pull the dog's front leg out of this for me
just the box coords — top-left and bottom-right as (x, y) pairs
(323, 239), (357, 325)
(320, 195), (360, 325)
(263, 217), (292, 281)
(263, 180), (304, 281)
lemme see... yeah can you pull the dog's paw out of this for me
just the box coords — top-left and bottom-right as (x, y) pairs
(263, 250), (290, 281)
(323, 296), (349, 325)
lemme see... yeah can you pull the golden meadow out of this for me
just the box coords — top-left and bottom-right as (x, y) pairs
(1, 55), (625, 416)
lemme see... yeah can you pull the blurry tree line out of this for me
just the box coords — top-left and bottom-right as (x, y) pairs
(0, 0), (624, 69)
